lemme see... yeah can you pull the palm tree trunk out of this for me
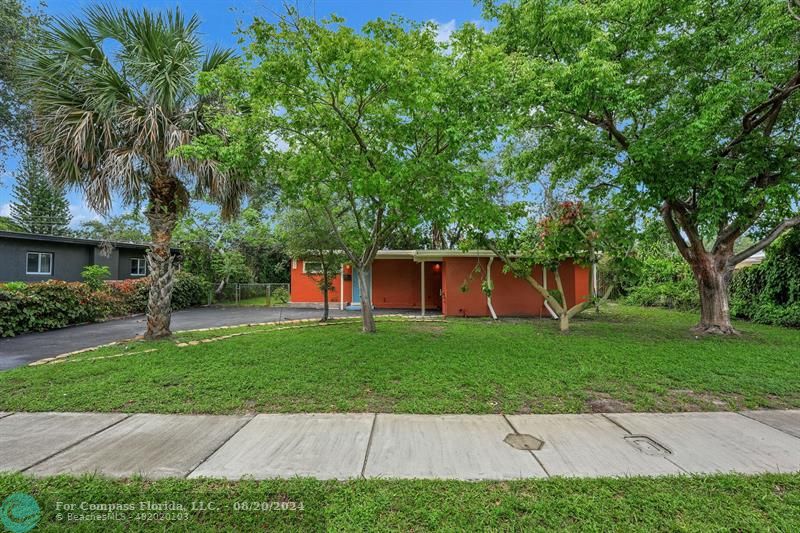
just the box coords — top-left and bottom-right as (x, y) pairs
(145, 210), (178, 339)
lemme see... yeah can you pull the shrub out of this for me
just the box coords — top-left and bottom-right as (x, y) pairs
(172, 271), (209, 310)
(1, 281), (27, 292)
(730, 229), (800, 327)
(271, 286), (289, 304)
(107, 278), (150, 315)
(622, 253), (699, 310)
(81, 265), (111, 290)
(624, 278), (699, 310)
(0, 271), (209, 337)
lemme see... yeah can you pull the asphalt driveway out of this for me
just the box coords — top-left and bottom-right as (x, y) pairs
(0, 306), (381, 371)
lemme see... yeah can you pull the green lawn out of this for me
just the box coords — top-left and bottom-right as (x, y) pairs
(1, 305), (799, 414)
(217, 295), (290, 307)
(1, 473), (799, 531)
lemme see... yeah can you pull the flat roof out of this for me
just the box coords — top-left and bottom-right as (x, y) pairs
(0, 230), (152, 250)
(376, 249), (497, 262)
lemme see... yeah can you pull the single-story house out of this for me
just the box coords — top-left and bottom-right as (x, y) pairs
(290, 250), (591, 317)
(0, 230), (176, 283)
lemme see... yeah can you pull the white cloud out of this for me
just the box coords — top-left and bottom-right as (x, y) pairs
(431, 19), (457, 44)
(0, 203), (9, 217)
(69, 203), (102, 226)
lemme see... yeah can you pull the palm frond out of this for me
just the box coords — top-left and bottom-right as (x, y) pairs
(20, 4), (243, 218)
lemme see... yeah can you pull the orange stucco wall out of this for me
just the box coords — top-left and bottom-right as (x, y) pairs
(372, 259), (441, 309)
(441, 257), (590, 318)
(290, 259), (351, 304)
(289, 255), (591, 317)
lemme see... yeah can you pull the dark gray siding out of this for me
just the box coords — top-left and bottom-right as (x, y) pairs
(0, 238), (93, 282)
(92, 247), (120, 280)
(117, 248), (149, 280)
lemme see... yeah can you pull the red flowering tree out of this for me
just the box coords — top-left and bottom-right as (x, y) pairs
(479, 200), (634, 332)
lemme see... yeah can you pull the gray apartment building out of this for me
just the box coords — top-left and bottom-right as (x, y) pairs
(0, 230), (163, 283)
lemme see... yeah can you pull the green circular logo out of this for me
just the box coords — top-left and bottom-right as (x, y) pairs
(0, 493), (40, 533)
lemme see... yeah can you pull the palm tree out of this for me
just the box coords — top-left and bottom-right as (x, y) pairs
(21, 6), (246, 339)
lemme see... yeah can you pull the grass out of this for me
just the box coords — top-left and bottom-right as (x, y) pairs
(1, 305), (799, 414)
(217, 295), (290, 307)
(1, 473), (799, 531)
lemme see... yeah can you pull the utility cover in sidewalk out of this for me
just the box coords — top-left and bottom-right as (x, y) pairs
(624, 434), (671, 456)
(504, 433), (544, 451)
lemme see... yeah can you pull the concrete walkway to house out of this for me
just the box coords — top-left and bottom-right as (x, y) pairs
(0, 306), (412, 370)
(1, 410), (799, 480)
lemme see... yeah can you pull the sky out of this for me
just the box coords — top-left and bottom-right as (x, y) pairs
(0, 0), (486, 227)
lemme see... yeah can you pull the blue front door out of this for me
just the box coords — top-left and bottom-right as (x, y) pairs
(348, 267), (371, 310)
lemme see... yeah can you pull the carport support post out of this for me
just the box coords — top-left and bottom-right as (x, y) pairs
(421, 261), (426, 317)
(340, 266), (344, 311)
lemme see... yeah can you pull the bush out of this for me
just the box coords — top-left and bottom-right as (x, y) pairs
(2, 281), (26, 292)
(271, 286), (289, 304)
(172, 271), (209, 310)
(81, 265), (111, 290)
(622, 254), (699, 310)
(624, 278), (699, 310)
(0, 271), (209, 337)
(730, 229), (800, 327)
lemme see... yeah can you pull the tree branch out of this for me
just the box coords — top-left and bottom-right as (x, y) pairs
(661, 202), (691, 260)
(728, 215), (800, 266)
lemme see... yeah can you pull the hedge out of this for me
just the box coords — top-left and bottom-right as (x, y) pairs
(0, 271), (208, 337)
(730, 229), (800, 328)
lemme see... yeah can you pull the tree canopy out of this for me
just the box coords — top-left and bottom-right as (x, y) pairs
(195, 10), (506, 331)
(10, 149), (71, 235)
(487, 0), (800, 333)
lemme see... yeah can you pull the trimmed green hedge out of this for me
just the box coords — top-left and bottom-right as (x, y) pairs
(0, 272), (208, 337)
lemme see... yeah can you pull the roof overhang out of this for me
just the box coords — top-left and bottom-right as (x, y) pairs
(375, 249), (497, 262)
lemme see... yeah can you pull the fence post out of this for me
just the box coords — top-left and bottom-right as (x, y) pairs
(267, 284), (271, 307)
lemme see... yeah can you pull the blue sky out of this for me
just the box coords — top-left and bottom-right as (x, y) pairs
(0, 0), (485, 226)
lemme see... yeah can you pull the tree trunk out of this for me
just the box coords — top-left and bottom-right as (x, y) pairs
(559, 313), (570, 333)
(357, 264), (376, 333)
(689, 253), (737, 335)
(321, 264), (330, 322)
(144, 211), (177, 340)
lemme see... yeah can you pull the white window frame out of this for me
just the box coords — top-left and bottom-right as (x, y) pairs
(130, 257), (147, 277)
(26, 252), (53, 275)
(302, 260), (324, 274)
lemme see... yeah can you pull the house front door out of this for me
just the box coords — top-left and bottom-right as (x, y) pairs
(350, 266), (371, 308)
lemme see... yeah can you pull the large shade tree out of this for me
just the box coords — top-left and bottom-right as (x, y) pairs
(0, 0), (45, 169)
(22, 6), (246, 338)
(488, 0), (800, 334)
(195, 11), (505, 332)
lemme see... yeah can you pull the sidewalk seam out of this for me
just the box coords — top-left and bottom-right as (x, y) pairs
(600, 413), (632, 434)
(185, 415), (257, 479)
(360, 413), (378, 479)
(20, 413), (132, 473)
(737, 411), (800, 441)
(0, 412), (13, 420)
(502, 414), (550, 477)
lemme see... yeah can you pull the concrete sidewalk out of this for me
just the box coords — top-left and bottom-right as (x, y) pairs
(1, 410), (799, 480)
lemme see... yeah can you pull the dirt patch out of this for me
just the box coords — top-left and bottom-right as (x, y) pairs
(664, 389), (746, 411)
(409, 323), (446, 336)
(585, 393), (633, 413)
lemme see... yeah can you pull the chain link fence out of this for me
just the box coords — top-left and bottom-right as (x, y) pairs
(209, 283), (290, 307)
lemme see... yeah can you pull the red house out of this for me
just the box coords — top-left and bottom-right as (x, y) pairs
(290, 250), (591, 318)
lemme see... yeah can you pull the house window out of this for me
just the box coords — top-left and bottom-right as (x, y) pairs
(302, 261), (324, 274)
(26, 252), (53, 275)
(131, 258), (147, 276)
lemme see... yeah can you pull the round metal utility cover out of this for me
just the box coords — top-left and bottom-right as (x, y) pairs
(504, 433), (544, 451)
